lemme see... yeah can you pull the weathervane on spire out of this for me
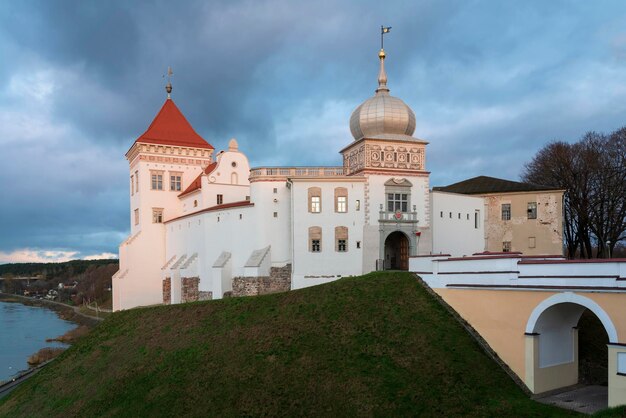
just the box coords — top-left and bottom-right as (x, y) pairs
(164, 66), (173, 99)
(381, 25), (391, 50)
(377, 26), (391, 93)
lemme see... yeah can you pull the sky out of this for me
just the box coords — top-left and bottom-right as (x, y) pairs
(1, 0), (626, 264)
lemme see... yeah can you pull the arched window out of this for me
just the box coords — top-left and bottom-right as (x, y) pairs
(334, 187), (348, 213)
(309, 226), (322, 252)
(308, 187), (322, 213)
(335, 226), (348, 252)
(231, 172), (238, 185)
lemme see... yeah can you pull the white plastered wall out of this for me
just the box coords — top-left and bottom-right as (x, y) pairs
(431, 191), (485, 256)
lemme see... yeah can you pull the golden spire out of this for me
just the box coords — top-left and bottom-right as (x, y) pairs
(376, 26), (391, 94)
(165, 66), (173, 99)
(376, 49), (389, 93)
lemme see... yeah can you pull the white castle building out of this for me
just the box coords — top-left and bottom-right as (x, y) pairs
(113, 48), (563, 311)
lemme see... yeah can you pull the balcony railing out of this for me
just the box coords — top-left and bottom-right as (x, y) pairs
(250, 166), (345, 180)
(379, 211), (419, 223)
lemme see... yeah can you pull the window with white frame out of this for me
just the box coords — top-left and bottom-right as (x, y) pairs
(337, 196), (347, 213)
(384, 178), (412, 213)
(335, 187), (348, 213)
(527, 202), (537, 219)
(217, 194), (223, 205)
(503, 241), (511, 252)
(311, 197), (320, 213)
(151, 171), (163, 190)
(170, 173), (182, 191)
(502, 203), (511, 221)
(152, 208), (163, 223)
(308, 187), (322, 213)
(387, 193), (408, 212)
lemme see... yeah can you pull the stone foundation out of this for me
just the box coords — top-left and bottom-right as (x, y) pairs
(232, 264), (291, 297)
(162, 277), (171, 305)
(198, 291), (212, 301)
(181, 277), (200, 303)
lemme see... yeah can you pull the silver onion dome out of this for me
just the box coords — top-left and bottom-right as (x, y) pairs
(349, 49), (416, 141)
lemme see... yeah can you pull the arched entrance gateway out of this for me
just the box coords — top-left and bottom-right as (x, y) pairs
(524, 293), (620, 402)
(384, 231), (409, 270)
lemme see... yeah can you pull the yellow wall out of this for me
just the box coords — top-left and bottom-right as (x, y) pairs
(435, 288), (626, 389)
(608, 345), (626, 407)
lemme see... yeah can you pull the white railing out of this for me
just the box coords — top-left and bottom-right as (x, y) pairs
(250, 166), (345, 179)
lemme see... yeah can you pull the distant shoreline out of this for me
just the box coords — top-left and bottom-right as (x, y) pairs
(0, 293), (101, 327)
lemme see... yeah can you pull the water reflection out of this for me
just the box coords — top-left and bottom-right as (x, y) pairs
(0, 301), (75, 382)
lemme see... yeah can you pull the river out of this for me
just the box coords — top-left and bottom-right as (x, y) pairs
(0, 301), (76, 383)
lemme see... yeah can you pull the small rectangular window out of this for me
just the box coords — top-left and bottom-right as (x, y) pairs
(503, 241), (511, 252)
(273, 188), (278, 194)
(135, 171), (139, 193)
(134, 209), (139, 225)
(618, 352), (626, 374)
(527, 202), (537, 219)
(170, 174), (182, 191)
(458, 213), (461, 219)
(502, 204), (511, 221)
(130, 175), (134, 196)
(311, 196), (321, 213)
(337, 196), (347, 213)
(245, 195), (250, 201)
(337, 239), (347, 252)
(152, 208), (163, 223)
(356, 241), (361, 249)
(529, 237), (536, 248)
(273, 212), (278, 218)
(311, 239), (321, 252)
(440, 211), (443, 218)
(474, 210), (480, 229)
(217, 194), (223, 205)
(355, 200), (360, 211)
(449, 212), (452, 218)
(151, 173), (163, 190)
(466, 214), (469, 220)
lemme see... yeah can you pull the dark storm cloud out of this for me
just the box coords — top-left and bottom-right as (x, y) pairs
(1, 0), (626, 262)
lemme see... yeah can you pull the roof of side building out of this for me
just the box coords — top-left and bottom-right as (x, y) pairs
(178, 162), (218, 198)
(432, 176), (563, 195)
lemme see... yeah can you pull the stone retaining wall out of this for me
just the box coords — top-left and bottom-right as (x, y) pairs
(162, 277), (171, 305)
(181, 277), (199, 303)
(232, 264), (291, 297)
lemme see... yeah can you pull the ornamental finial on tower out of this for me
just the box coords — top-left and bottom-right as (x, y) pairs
(377, 26), (391, 94)
(165, 66), (173, 99)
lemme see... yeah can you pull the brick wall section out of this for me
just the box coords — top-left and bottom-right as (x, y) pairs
(162, 277), (171, 305)
(232, 264), (291, 297)
(181, 277), (199, 303)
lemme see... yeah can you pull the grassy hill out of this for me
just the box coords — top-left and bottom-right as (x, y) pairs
(0, 272), (578, 417)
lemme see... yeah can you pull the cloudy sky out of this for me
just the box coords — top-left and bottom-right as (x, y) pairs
(1, 1), (626, 263)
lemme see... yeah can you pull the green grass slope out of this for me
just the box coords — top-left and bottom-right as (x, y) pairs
(0, 272), (576, 417)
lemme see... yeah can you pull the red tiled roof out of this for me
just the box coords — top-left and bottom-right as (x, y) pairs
(164, 200), (254, 224)
(178, 162), (218, 198)
(133, 99), (214, 150)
